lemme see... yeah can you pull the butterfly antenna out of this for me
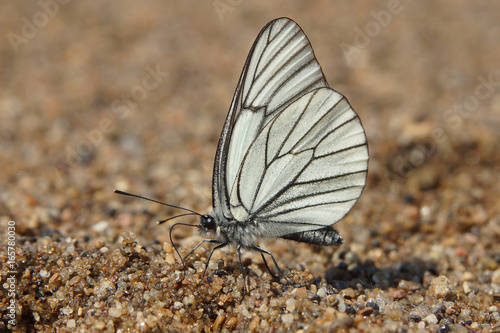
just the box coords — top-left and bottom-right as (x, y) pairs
(157, 213), (198, 225)
(114, 190), (203, 216)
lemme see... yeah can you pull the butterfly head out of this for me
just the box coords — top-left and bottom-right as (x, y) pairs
(198, 214), (217, 233)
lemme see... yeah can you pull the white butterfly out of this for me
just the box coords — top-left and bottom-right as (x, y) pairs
(189, 17), (368, 280)
(117, 17), (368, 289)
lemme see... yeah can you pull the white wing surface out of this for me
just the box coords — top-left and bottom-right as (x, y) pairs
(213, 18), (329, 219)
(232, 88), (368, 237)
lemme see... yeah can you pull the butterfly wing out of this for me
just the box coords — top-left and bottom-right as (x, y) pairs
(234, 87), (368, 237)
(213, 18), (329, 220)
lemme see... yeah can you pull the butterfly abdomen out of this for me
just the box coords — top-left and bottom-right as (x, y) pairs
(281, 226), (343, 246)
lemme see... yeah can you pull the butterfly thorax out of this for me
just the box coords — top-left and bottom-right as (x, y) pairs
(199, 211), (262, 248)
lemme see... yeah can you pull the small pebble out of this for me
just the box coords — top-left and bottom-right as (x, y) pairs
(213, 314), (226, 331)
(317, 287), (327, 298)
(67, 319), (76, 328)
(210, 275), (224, 293)
(428, 276), (456, 299)
(294, 286), (308, 298)
(358, 307), (373, 316)
(248, 316), (260, 330)
(95, 239), (105, 249)
(281, 313), (294, 325)
(463, 281), (471, 294)
(165, 253), (176, 264)
(286, 298), (296, 312)
(95, 322), (106, 330)
(69, 276), (81, 286)
(172, 302), (183, 310)
(49, 273), (59, 283)
(109, 306), (123, 317)
(424, 314), (438, 324)
(66, 243), (75, 253)
(91, 221), (109, 233)
(390, 289), (407, 300)
(341, 288), (356, 299)
(462, 272), (475, 281)
(61, 307), (73, 315)
(492, 268), (500, 285)
(225, 317), (238, 328)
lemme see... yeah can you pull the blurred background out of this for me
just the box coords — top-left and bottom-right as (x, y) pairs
(1, 0), (500, 319)
(1, 1), (500, 330)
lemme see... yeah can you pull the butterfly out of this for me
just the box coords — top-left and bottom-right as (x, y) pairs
(116, 17), (368, 294)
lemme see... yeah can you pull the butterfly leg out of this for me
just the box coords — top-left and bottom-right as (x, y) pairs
(259, 251), (278, 280)
(236, 244), (250, 299)
(198, 241), (229, 285)
(253, 245), (292, 286)
(183, 239), (221, 262)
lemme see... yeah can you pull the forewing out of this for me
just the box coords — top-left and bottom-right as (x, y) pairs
(234, 88), (368, 237)
(213, 18), (328, 220)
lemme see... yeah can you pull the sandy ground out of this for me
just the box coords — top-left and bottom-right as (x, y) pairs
(1, 1), (500, 332)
